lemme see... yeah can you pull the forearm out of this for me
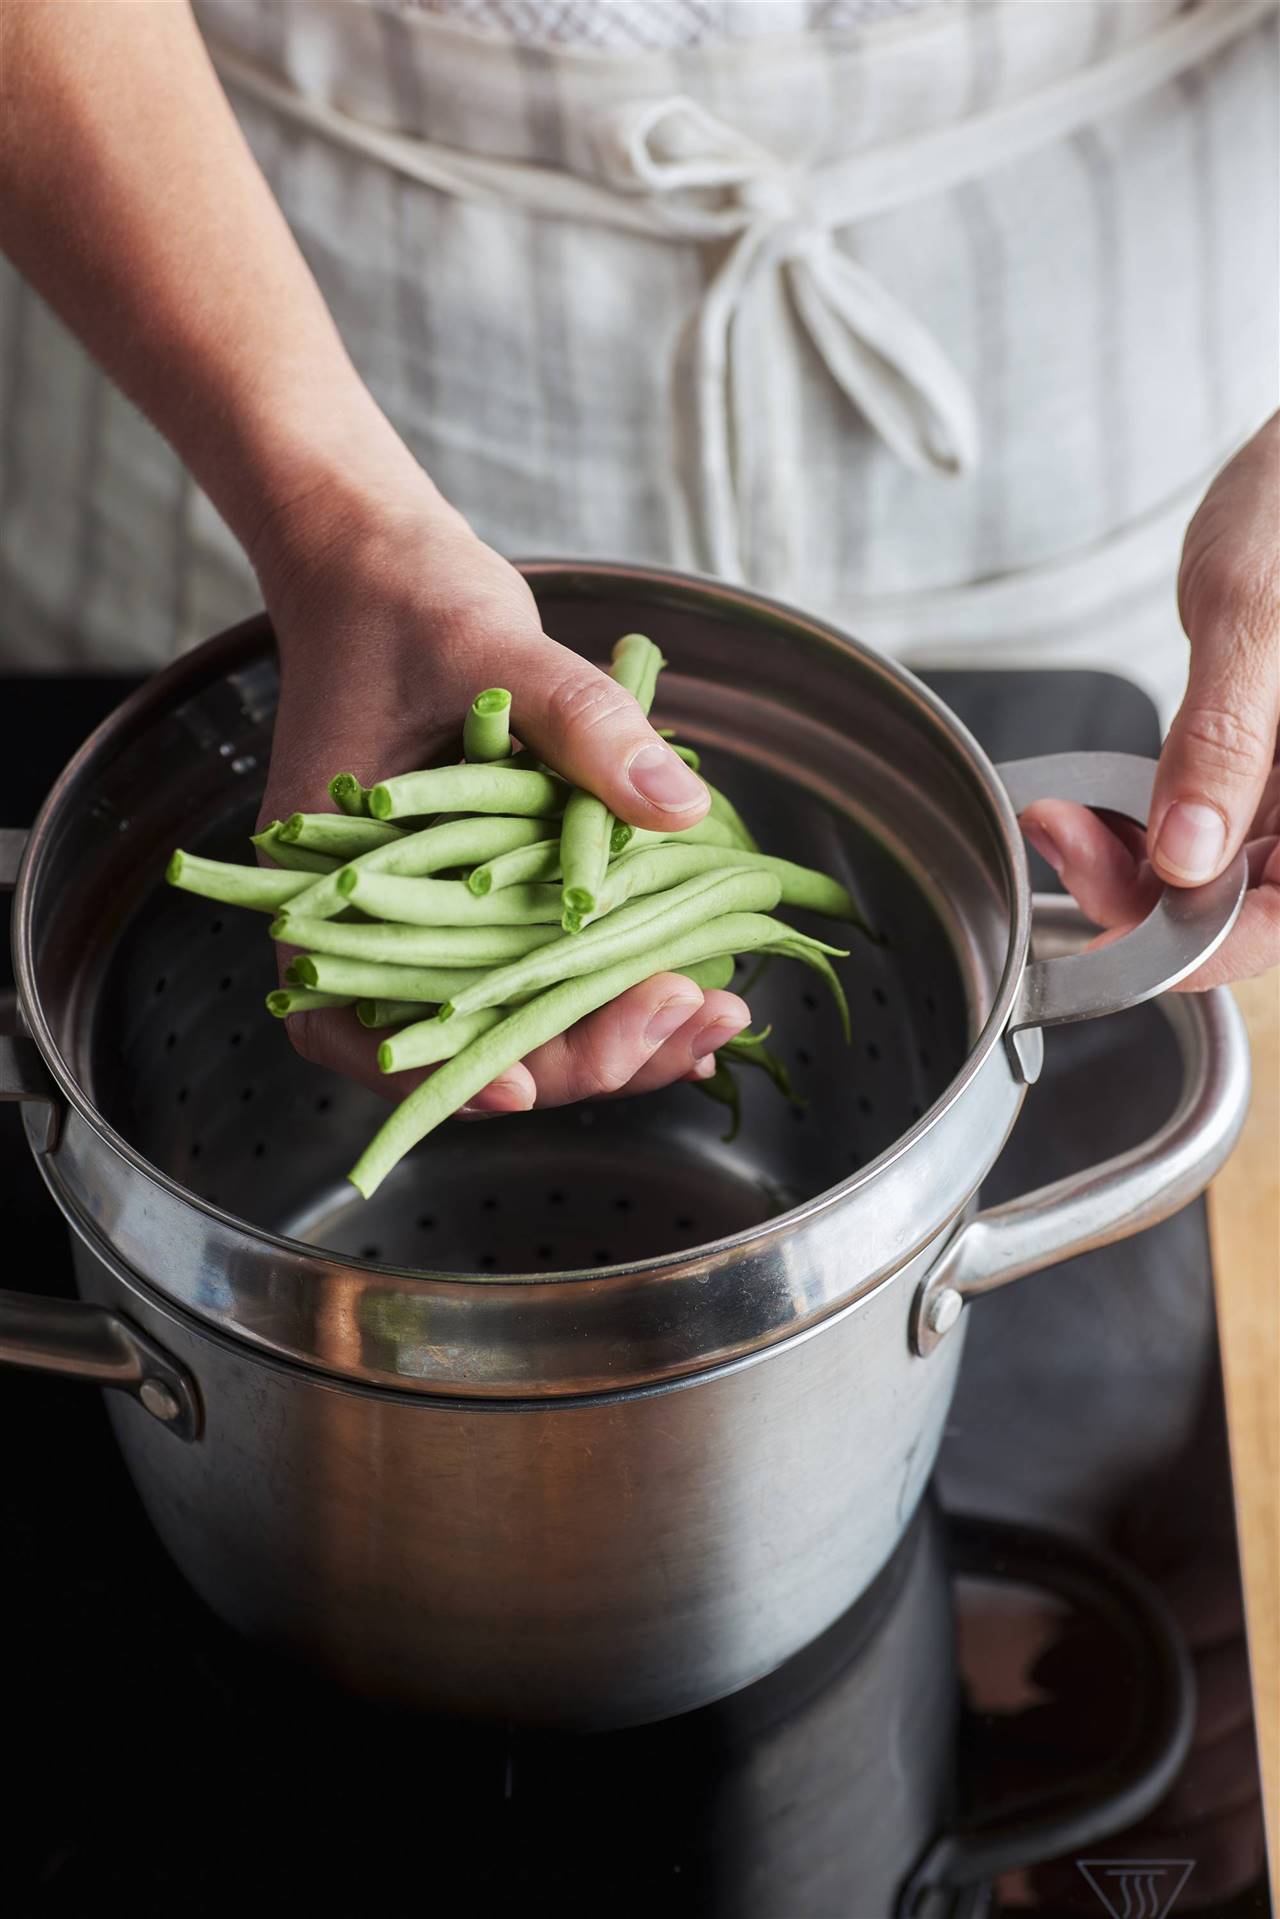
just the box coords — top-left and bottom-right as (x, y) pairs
(0, 0), (430, 559)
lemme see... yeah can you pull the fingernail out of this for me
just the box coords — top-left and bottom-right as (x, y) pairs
(691, 1056), (717, 1080)
(627, 743), (706, 812)
(461, 1075), (529, 1117)
(1022, 822), (1064, 876)
(645, 994), (701, 1048)
(1155, 801), (1226, 882)
(691, 1015), (748, 1060)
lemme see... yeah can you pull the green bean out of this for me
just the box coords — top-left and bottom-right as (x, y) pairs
(378, 1006), (506, 1074)
(270, 915), (559, 966)
(608, 817), (734, 858)
(611, 631), (666, 710)
(463, 687), (513, 763)
(293, 956), (490, 1002)
(577, 841), (858, 929)
(669, 743), (700, 772)
(279, 813), (405, 857)
(281, 816), (550, 924)
(368, 765), (566, 822)
(249, 824), (341, 875)
(704, 784), (759, 853)
(440, 869), (782, 1020)
(356, 999), (428, 1030)
(722, 1028), (801, 1104)
(468, 838), (560, 896)
(349, 910), (845, 1196)
(678, 954), (736, 993)
(340, 870), (565, 926)
(265, 988), (353, 1018)
(329, 773), (372, 816)
(166, 851), (316, 912)
(558, 632), (669, 926)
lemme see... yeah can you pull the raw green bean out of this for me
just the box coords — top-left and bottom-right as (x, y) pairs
(669, 743), (700, 772)
(678, 954), (736, 993)
(704, 784), (759, 853)
(611, 631), (666, 709)
(329, 773), (371, 816)
(558, 632), (668, 924)
(349, 910), (844, 1196)
(279, 813), (405, 856)
(293, 956), (490, 1002)
(368, 765), (566, 822)
(578, 841), (858, 929)
(463, 687), (513, 763)
(265, 988), (353, 1018)
(378, 1006), (506, 1074)
(340, 870), (565, 926)
(281, 816), (550, 924)
(440, 869), (782, 1020)
(270, 915), (560, 966)
(166, 851), (316, 912)
(249, 824), (340, 875)
(467, 838), (560, 896)
(608, 817), (734, 858)
(722, 1028), (801, 1105)
(356, 998), (428, 1029)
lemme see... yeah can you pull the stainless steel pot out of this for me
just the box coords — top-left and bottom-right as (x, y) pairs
(0, 565), (1252, 1728)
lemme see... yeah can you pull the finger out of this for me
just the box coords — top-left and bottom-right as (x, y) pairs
(284, 1006), (535, 1114)
(607, 988), (751, 1097)
(1019, 800), (1162, 928)
(492, 633), (709, 830)
(1153, 494), (1280, 884)
(521, 973), (707, 1108)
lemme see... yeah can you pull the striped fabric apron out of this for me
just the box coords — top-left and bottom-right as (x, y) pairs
(0, 0), (1275, 727)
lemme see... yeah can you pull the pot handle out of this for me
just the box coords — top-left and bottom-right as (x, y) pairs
(896, 1513), (1195, 1915)
(997, 752), (1247, 1033)
(0, 1289), (202, 1440)
(910, 900), (1251, 1356)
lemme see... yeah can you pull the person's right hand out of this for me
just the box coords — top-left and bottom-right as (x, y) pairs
(252, 454), (752, 1115)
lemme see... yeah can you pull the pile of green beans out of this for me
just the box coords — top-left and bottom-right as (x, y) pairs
(165, 635), (869, 1200)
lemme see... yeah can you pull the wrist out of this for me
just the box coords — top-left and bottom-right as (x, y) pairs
(236, 409), (466, 637)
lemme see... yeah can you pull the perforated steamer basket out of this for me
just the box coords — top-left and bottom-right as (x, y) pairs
(0, 564), (1251, 1728)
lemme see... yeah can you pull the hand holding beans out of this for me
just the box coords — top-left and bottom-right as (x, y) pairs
(172, 592), (861, 1193)
(250, 501), (750, 1114)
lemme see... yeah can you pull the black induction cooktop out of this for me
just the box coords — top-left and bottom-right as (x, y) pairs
(0, 667), (1269, 1919)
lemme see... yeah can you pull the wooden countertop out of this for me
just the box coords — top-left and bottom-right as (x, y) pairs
(1208, 971), (1279, 1895)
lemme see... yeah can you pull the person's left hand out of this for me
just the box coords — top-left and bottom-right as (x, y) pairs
(1021, 412), (1279, 989)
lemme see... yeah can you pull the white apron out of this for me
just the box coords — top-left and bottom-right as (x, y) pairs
(0, 0), (1276, 725)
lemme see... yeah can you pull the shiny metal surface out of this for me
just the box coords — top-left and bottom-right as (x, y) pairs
(0, 566), (1250, 1723)
(910, 901), (1253, 1356)
(999, 754), (1248, 1032)
(72, 1218), (963, 1727)
(0, 1287), (201, 1440)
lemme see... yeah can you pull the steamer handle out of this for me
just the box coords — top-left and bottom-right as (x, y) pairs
(0, 1291), (202, 1440)
(0, 827), (28, 891)
(896, 1513), (1195, 1915)
(1, 832), (62, 1149)
(910, 905), (1252, 1356)
(997, 752), (1247, 1032)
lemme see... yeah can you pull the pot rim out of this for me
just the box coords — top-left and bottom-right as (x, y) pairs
(12, 562), (1030, 1294)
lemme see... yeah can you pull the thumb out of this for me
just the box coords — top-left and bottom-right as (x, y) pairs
(509, 635), (710, 830)
(1152, 425), (1280, 886)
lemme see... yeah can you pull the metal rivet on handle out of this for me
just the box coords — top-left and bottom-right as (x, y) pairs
(925, 1287), (963, 1338)
(139, 1377), (182, 1423)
